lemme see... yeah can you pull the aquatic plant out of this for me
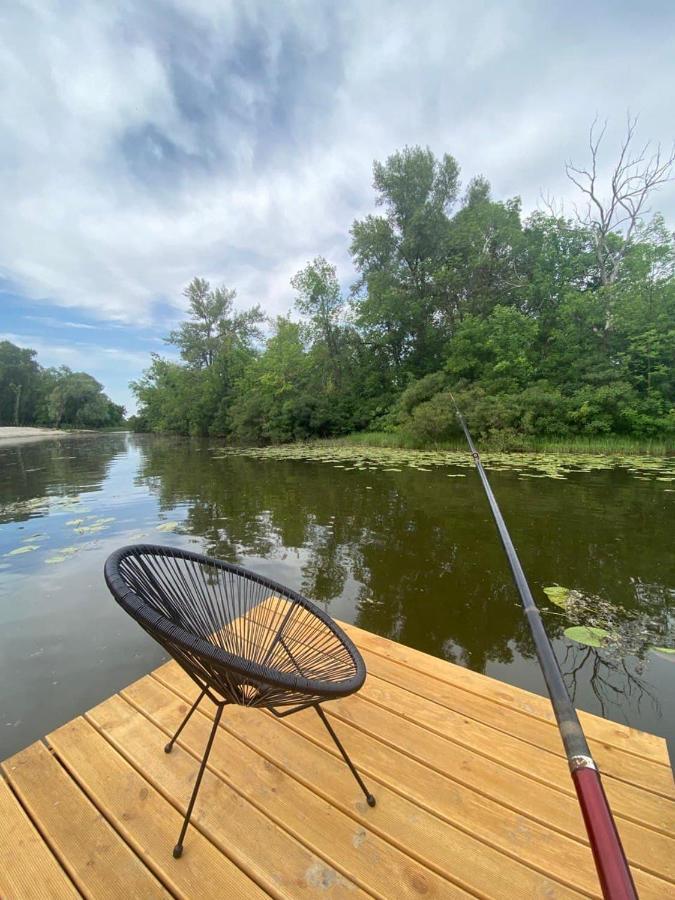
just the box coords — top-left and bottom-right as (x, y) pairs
(543, 583), (673, 659)
(210, 442), (675, 484)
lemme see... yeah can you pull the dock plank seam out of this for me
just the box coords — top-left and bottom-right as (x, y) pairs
(0, 767), (84, 899)
(144, 671), (595, 899)
(3, 618), (672, 900)
(357, 647), (674, 789)
(5, 740), (175, 900)
(116, 687), (477, 900)
(148, 673), (605, 897)
(321, 683), (675, 836)
(84, 695), (374, 900)
(357, 670), (675, 801)
(46, 718), (267, 900)
(150, 665), (674, 897)
(339, 621), (671, 769)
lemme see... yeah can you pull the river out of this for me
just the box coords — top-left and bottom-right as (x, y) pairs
(1, 431), (673, 761)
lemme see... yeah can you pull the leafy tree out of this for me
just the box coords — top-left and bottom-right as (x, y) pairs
(167, 277), (265, 367)
(0, 341), (41, 425)
(291, 257), (344, 385)
(438, 179), (526, 322)
(0, 342), (122, 429)
(133, 138), (675, 445)
(229, 318), (312, 443)
(351, 146), (460, 379)
(46, 369), (124, 428)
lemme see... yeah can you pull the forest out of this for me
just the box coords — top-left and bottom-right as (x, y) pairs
(131, 135), (675, 447)
(0, 341), (124, 429)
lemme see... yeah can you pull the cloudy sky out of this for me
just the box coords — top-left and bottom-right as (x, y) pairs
(1, 1), (674, 412)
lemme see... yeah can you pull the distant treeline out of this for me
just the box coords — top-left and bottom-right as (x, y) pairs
(131, 141), (674, 445)
(0, 341), (124, 429)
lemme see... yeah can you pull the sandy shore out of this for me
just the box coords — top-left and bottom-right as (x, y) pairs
(0, 426), (74, 445)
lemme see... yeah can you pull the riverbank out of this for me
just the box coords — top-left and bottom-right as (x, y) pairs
(0, 427), (81, 445)
(333, 430), (674, 456)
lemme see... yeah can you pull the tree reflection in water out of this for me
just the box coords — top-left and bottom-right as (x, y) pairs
(562, 643), (661, 720)
(131, 434), (673, 742)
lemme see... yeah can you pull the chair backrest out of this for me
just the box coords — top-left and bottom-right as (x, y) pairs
(105, 544), (366, 708)
(108, 545), (282, 639)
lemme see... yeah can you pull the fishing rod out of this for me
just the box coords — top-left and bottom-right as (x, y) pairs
(450, 395), (637, 900)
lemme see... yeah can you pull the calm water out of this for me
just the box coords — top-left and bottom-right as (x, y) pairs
(1, 432), (673, 761)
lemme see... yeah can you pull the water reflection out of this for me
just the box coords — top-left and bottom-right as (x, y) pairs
(133, 436), (674, 720)
(0, 432), (673, 760)
(0, 432), (127, 514)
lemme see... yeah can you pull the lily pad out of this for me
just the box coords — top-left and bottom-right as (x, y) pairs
(564, 626), (613, 648)
(5, 544), (40, 556)
(156, 521), (180, 532)
(543, 585), (571, 609)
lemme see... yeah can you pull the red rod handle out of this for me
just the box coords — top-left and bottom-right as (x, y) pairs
(572, 768), (638, 899)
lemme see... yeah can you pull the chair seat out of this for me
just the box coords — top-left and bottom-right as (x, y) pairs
(105, 544), (366, 710)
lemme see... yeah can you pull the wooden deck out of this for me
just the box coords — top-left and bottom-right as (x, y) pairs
(1, 619), (673, 899)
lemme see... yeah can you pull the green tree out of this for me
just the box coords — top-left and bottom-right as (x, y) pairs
(132, 139), (675, 445)
(46, 369), (124, 428)
(350, 146), (460, 379)
(438, 178), (526, 322)
(167, 277), (265, 367)
(447, 306), (538, 393)
(0, 341), (42, 425)
(229, 317), (312, 444)
(291, 257), (344, 386)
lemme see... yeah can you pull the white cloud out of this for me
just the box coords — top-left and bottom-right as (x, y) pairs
(23, 316), (97, 330)
(0, 0), (673, 329)
(0, 332), (153, 370)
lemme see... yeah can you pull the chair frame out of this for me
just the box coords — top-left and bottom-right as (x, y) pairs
(105, 544), (375, 858)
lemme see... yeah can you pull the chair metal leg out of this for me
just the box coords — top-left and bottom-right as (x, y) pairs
(314, 704), (376, 807)
(164, 686), (207, 754)
(173, 702), (224, 858)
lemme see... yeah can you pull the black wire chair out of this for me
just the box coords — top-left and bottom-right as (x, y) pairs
(104, 544), (375, 858)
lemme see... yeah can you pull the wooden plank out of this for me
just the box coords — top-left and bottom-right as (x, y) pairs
(347, 676), (675, 834)
(243, 598), (671, 780)
(338, 619), (671, 767)
(154, 662), (674, 897)
(47, 716), (266, 900)
(262, 677), (675, 885)
(112, 679), (474, 900)
(359, 646), (674, 797)
(2, 741), (169, 900)
(0, 774), (80, 900)
(131, 672), (586, 899)
(86, 693), (364, 900)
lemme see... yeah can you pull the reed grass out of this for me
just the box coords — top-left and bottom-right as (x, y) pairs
(333, 430), (673, 456)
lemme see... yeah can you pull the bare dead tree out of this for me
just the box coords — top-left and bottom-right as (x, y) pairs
(565, 114), (675, 285)
(538, 189), (564, 219)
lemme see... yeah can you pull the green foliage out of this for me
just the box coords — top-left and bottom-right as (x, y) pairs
(0, 341), (42, 425)
(46, 369), (122, 428)
(167, 277), (265, 368)
(0, 343), (123, 429)
(131, 145), (675, 447)
(229, 317), (312, 443)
